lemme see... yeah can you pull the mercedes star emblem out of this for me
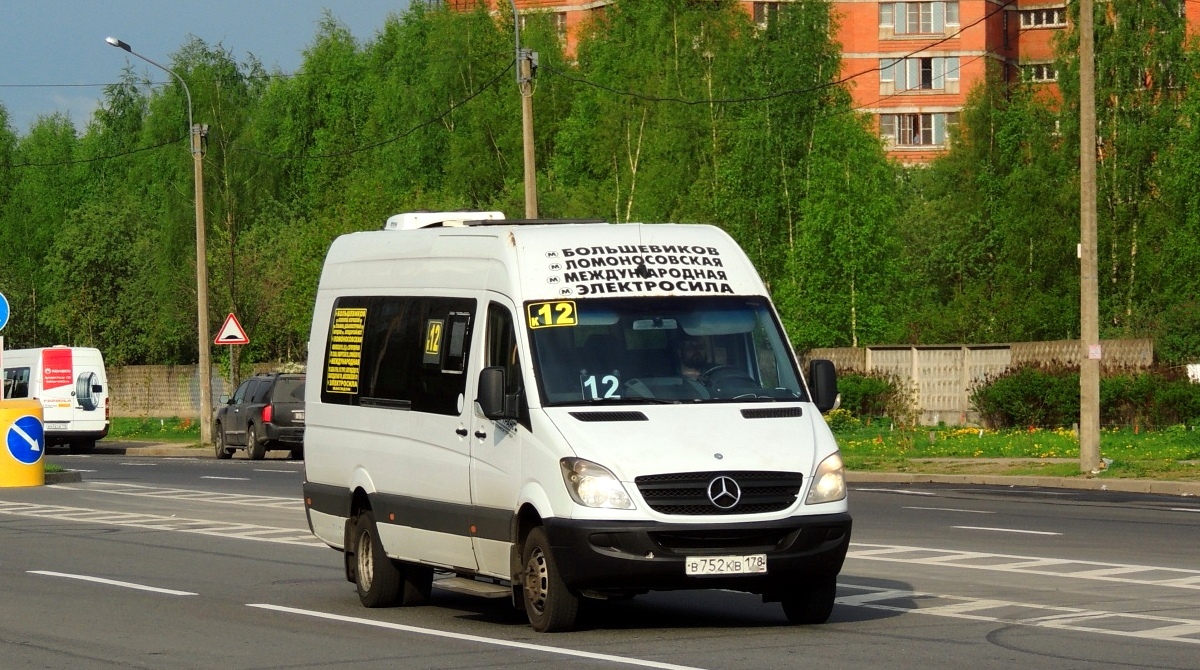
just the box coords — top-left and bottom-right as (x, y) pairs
(707, 475), (742, 510)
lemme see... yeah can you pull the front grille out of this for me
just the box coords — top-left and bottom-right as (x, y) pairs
(635, 471), (803, 515)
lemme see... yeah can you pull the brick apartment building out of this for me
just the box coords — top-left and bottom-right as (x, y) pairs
(457, 0), (1199, 163)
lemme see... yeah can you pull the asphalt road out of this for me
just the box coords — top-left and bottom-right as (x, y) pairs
(1, 454), (1197, 669)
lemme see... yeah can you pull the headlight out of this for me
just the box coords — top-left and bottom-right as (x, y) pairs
(560, 458), (635, 510)
(805, 451), (846, 504)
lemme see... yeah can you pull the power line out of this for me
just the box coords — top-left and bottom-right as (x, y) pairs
(4, 134), (187, 169)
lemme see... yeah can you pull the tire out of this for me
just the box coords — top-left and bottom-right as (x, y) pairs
(68, 439), (95, 455)
(214, 424), (232, 459)
(520, 526), (579, 632)
(354, 511), (402, 608)
(781, 577), (837, 625)
(246, 425), (266, 460)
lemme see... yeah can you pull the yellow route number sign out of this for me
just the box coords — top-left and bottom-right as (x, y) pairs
(527, 301), (577, 329)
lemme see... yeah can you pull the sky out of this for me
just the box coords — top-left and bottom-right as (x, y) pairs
(0, 1), (411, 137)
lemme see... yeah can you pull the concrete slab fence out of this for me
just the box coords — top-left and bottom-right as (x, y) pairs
(804, 339), (1154, 426)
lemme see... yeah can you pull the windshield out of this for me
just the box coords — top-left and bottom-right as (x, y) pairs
(527, 296), (805, 406)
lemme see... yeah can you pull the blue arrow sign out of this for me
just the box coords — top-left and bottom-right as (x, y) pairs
(7, 415), (43, 465)
(0, 291), (9, 331)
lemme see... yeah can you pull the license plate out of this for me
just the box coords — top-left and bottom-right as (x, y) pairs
(685, 554), (767, 576)
(293, 410), (305, 423)
(44, 422), (68, 430)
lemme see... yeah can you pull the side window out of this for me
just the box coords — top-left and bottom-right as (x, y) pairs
(4, 367), (31, 399)
(252, 379), (272, 403)
(321, 296), (475, 415)
(486, 302), (522, 395)
(232, 380), (253, 404)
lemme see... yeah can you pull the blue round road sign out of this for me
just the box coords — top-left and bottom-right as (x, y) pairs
(0, 291), (9, 331)
(7, 415), (44, 465)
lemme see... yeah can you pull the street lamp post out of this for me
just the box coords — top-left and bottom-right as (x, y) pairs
(106, 37), (212, 446)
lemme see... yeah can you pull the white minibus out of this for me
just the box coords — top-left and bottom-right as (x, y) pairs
(302, 213), (850, 632)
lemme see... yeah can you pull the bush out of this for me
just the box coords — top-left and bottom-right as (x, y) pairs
(972, 365), (1200, 429)
(837, 372), (916, 425)
(970, 366), (1079, 429)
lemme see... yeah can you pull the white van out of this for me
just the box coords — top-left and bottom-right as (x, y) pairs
(2, 346), (110, 453)
(302, 213), (850, 632)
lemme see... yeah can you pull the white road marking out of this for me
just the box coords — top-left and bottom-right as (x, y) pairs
(953, 526), (1061, 536)
(29, 570), (197, 596)
(249, 604), (708, 670)
(200, 476), (250, 481)
(118, 462), (158, 466)
(66, 482), (301, 510)
(903, 506), (994, 514)
(848, 542), (1200, 589)
(1170, 508), (1200, 513)
(837, 585), (1200, 645)
(0, 501), (323, 547)
(853, 487), (937, 496)
(253, 469), (294, 473)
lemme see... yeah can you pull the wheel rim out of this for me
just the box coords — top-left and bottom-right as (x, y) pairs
(523, 547), (549, 615)
(357, 530), (374, 591)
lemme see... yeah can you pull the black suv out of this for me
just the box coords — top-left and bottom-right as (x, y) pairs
(214, 373), (305, 460)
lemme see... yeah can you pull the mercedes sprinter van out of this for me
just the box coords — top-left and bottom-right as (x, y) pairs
(302, 212), (850, 632)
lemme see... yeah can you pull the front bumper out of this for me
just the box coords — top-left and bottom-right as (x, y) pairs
(542, 512), (851, 596)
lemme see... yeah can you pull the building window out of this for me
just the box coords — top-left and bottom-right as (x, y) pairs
(754, 2), (781, 28)
(554, 11), (567, 41)
(1023, 63), (1058, 82)
(879, 2), (960, 37)
(1018, 7), (1067, 28)
(519, 12), (568, 42)
(879, 112), (959, 148)
(880, 56), (961, 94)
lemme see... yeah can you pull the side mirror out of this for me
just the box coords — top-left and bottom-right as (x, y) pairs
(219, 394), (230, 405)
(808, 359), (838, 413)
(477, 366), (518, 420)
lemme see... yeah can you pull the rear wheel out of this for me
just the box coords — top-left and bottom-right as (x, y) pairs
(781, 577), (837, 625)
(246, 425), (266, 460)
(214, 425), (232, 459)
(521, 526), (579, 632)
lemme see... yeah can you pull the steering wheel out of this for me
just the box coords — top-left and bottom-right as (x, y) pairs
(698, 365), (761, 397)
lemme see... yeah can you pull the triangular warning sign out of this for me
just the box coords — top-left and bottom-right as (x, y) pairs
(214, 313), (250, 345)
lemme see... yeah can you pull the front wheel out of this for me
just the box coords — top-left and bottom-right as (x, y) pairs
(354, 511), (402, 607)
(246, 425), (266, 460)
(781, 578), (837, 625)
(521, 526), (579, 632)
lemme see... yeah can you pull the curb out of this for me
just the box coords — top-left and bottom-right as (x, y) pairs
(847, 471), (1200, 496)
(44, 471), (83, 484)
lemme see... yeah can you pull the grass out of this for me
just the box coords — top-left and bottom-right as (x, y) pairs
(833, 418), (1200, 481)
(108, 417), (201, 444)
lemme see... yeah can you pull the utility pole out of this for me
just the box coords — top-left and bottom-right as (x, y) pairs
(510, 0), (538, 218)
(1079, 0), (1101, 472)
(106, 37), (213, 446)
(192, 123), (212, 446)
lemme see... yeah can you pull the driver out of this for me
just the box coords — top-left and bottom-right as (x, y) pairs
(676, 335), (710, 381)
